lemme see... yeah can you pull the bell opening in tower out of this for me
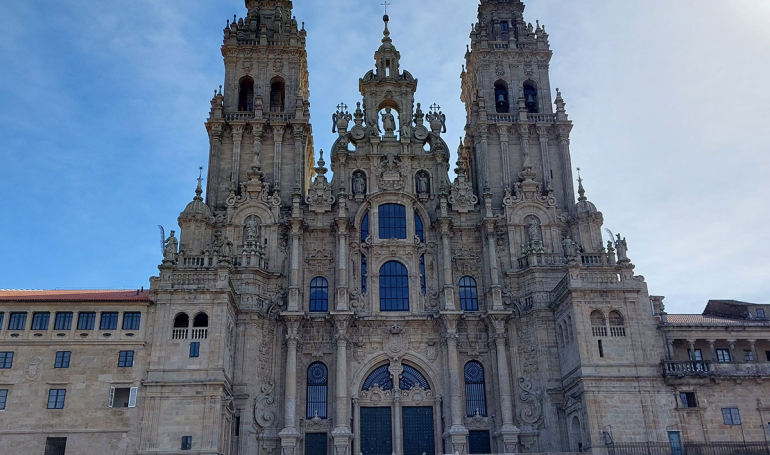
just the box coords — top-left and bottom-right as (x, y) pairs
(524, 82), (538, 114)
(238, 76), (254, 112)
(270, 78), (285, 112)
(494, 81), (510, 113)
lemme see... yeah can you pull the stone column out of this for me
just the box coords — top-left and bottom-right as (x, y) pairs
(352, 397), (361, 455)
(336, 220), (350, 311)
(707, 340), (717, 362)
(728, 340), (737, 363)
(231, 123), (245, 188)
(665, 339), (675, 361)
(280, 316), (302, 455)
(489, 315), (520, 453)
(485, 221), (503, 310)
(273, 125), (285, 188)
(557, 125), (575, 205)
(206, 125), (224, 207)
(479, 125), (489, 185)
(441, 314), (468, 454)
(293, 128), (305, 193)
(389, 363), (404, 455)
(498, 126), (511, 188)
(288, 221), (302, 312)
(688, 340), (696, 360)
(748, 340), (757, 362)
(537, 125), (552, 191)
(518, 124), (531, 168)
(331, 315), (353, 455)
(252, 125), (264, 167)
(439, 219), (456, 311)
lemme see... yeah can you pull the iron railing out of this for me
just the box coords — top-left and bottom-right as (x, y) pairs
(607, 442), (770, 455)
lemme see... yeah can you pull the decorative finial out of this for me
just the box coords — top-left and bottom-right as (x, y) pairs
(315, 150), (328, 177)
(576, 167), (587, 201)
(195, 166), (204, 200)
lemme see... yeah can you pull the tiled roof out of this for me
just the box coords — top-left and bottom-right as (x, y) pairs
(666, 314), (770, 326)
(0, 290), (151, 302)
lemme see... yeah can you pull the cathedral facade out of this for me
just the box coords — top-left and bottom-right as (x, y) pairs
(1, 1), (770, 455)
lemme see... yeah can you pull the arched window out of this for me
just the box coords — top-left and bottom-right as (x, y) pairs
(270, 78), (285, 112)
(361, 255), (368, 295)
(459, 276), (479, 311)
(465, 361), (487, 417)
(379, 261), (409, 311)
(590, 310), (605, 326)
(173, 313), (189, 328)
(523, 82), (538, 113)
(400, 365), (430, 390)
(361, 212), (369, 243)
(378, 204), (407, 239)
(309, 277), (329, 312)
(238, 77), (254, 112)
(419, 255), (426, 295)
(193, 313), (209, 328)
(362, 364), (393, 390)
(415, 212), (424, 243)
(494, 81), (510, 113)
(306, 362), (328, 419)
(608, 310), (626, 337)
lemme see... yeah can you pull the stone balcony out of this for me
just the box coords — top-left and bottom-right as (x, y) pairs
(662, 360), (770, 380)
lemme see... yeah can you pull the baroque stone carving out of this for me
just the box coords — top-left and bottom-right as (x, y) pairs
(306, 151), (335, 212)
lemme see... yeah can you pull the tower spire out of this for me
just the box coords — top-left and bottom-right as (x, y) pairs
(576, 167), (587, 202)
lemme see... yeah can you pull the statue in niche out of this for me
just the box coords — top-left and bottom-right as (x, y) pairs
(416, 172), (430, 194)
(526, 217), (542, 243)
(381, 108), (396, 134)
(163, 231), (178, 263)
(245, 216), (261, 243)
(352, 172), (367, 195)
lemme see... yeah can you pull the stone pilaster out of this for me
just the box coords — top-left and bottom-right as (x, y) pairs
(488, 313), (520, 453)
(537, 125), (551, 191)
(439, 219), (456, 311)
(332, 314), (353, 455)
(231, 123), (245, 188)
(441, 312), (468, 454)
(273, 125), (285, 187)
(279, 314), (302, 455)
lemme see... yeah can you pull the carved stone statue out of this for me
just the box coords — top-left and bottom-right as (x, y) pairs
(562, 237), (579, 259)
(163, 231), (178, 263)
(526, 218), (542, 243)
(381, 108), (396, 134)
(616, 234), (629, 261)
(416, 172), (430, 194)
(367, 119), (381, 137)
(352, 172), (366, 195)
(245, 217), (260, 242)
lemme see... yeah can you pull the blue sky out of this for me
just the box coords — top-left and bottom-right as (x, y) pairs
(1, 0), (769, 314)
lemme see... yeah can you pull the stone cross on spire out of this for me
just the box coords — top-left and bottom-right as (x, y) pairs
(381, 1), (391, 16)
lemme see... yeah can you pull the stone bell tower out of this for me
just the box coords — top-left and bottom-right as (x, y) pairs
(460, 0), (575, 210)
(205, 0), (314, 211)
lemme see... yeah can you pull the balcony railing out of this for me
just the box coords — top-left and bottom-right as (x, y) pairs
(664, 360), (770, 378)
(191, 328), (208, 340)
(172, 328), (188, 340)
(607, 441), (770, 455)
(663, 360), (712, 375)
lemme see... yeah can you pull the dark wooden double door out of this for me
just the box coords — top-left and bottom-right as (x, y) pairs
(361, 407), (435, 455)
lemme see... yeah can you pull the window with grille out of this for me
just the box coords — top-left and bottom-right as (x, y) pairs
(400, 365), (430, 390)
(465, 361), (487, 417)
(0, 352), (13, 369)
(118, 351), (134, 368)
(55, 351), (71, 369)
(47, 389), (66, 409)
(378, 204), (407, 239)
(309, 277), (329, 312)
(306, 362), (328, 419)
(459, 276), (479, 311)
(420, 256), (426, 295)
(0, 389), (7, 410)
(361, 213), (369, 242)
(100, 312), (119, 330)
(716, 349), (731, 363)
(54, 312), (73, 331)
(44, 437), (67, 455)
(31, 312), (50, 331)
(361, 255), (368, 295)
(379, 261), (409, 311)
(469, 431), (491, 455)
(190, 342), (200, 358)
(122, 312), (141, 330)
(722, 408), (741, 425)
(77, 312), (96, 331)
(8, 313), (26, 331)
(415, 212), (424, 243)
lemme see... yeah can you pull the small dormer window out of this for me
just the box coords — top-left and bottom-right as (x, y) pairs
(500, 21), (509, 33)
(758, 309), (766, 319)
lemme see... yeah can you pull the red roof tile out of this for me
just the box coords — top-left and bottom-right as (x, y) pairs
(666, 314), (769, 326)
(0, 290), (151, 302)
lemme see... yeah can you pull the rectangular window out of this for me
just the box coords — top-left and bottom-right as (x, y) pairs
(54, 312), (73, 331)
(118, 351), (134, 368)
(688, 349), (703, 361)
(378, 203), (407, 239)
(598, 340), (604, 358)
(181, 436), (193, 450)
(122, 312), (141, 330)
(716, 349), (731, 363)
(47, 389), (66, 409)
(190, 342), (200, 358)
(0, 389), (7, 410)
(0, 312), (4, 329)
(757, 309), (766, 319)
(722, 408), (742, 425)
(8, 313), (27, 331)
(109, 386), (138, 408)
(0, 352), (13, 369)
(745, 350), (755, 362)
(31, 312), (51, 331)
(54, 351), (71, 369)
(77, 312), (96, 330)
(679, 392), (697, 408)
(44, 437), (67, 455)
(500, 21), (510, 32)
(100, 312), (119, 330)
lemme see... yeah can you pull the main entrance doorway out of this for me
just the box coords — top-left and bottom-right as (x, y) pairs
(402, 407), (435, 455)
(361, 407), (392, 455)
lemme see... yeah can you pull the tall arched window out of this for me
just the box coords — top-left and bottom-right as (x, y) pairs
(590, 310), (607, 337)
(270, 78), (285, 112)
(378, 204), (407, 239)
(465, 361), (487, 417)
(379, 261), (409, 311)
(415, 212), (424, 243)
(361, 212), (369, 243)
(306, 362), (328, 419)
(238, 77), (254, 112)
(523, 82), (538, 113)
(494, 81), (510, 113)
(608, 310), (626, 337)
(459, 276), (479, 311)
(309, 277), (329, 312)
